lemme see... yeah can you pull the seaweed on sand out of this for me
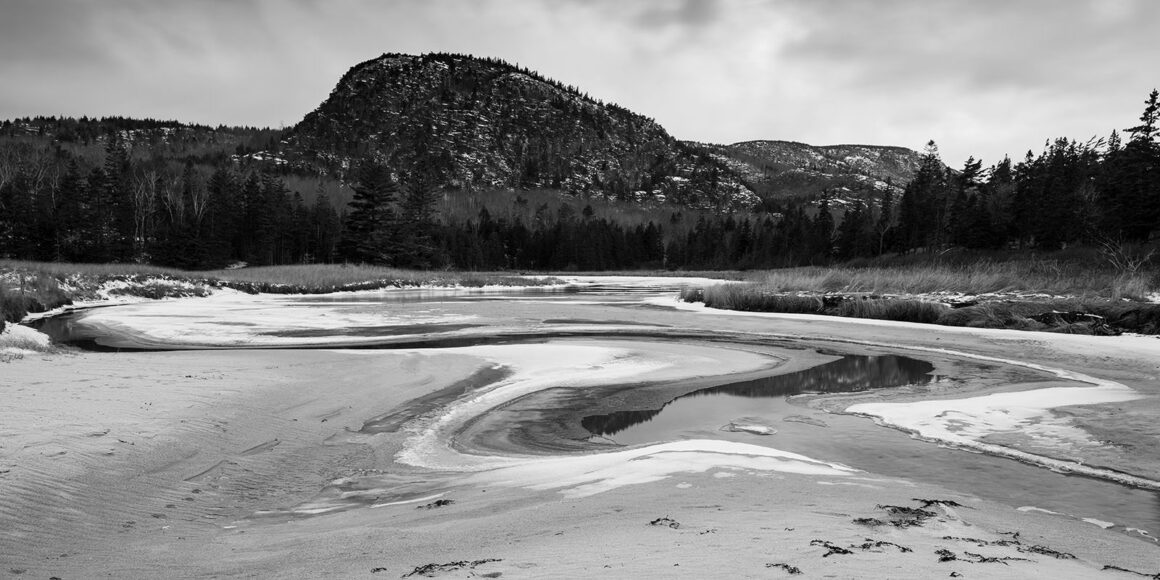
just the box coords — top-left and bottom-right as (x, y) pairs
(401, 559), (502, 578)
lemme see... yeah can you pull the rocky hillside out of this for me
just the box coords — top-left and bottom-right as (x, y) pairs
(284, 53), (757, 211)
(692, 140), (924, 204)
(3, 54), (925, 213)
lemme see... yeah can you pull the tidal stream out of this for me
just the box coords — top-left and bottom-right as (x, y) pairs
(32, 280), (1160, 542)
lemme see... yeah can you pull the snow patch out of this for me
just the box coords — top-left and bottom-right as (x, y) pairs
(1017, 506), (1063, 516)
(1082, 517), (1116, 529)
(0, 324), (52, 355)
(469, 439), (857, 499)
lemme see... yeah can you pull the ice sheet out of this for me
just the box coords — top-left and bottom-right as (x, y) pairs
(656, 295), (1160, 489)
(68, 292), (476, 347)
(380, 340), (854, 497)
(470, 439), (858, 499)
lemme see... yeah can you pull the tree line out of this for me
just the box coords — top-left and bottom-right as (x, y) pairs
(1, 90), (1157, 270)
(0, 134), (342, 268)
(891, 89), (1159, 253)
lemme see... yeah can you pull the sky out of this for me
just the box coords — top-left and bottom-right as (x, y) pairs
(1, 0), (1157, 167)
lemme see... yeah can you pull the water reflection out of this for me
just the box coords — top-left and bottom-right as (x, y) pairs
(583, 355), (933, 437)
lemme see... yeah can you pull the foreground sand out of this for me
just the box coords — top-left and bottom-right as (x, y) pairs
(3, 295), (1160, 578)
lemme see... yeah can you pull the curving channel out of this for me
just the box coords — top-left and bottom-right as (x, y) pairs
(28, 283), (1160, 541)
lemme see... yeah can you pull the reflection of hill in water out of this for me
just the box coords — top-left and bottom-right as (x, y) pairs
(583, 355), (932, 437)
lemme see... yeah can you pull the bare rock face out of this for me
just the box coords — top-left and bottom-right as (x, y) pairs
(687, 139), (926, 205)
(285, 52), (758, 211)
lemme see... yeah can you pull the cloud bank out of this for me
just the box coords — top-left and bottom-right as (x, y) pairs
(2, 0), (1156, 166)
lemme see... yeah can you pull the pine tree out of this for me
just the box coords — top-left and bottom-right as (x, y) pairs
(875, 190), (895, 255)
(309, 191), (341, 263)
(339, 160), (399, 264)
(396, 158), (441, 268)
(897, 141), (948, 252)
(811, 197), (834, 263)
(204, 167), (240, 266)
(1125, 89), (1159, 144)
(1111, 89), (1160, 241)
(101, 134), (136, 260)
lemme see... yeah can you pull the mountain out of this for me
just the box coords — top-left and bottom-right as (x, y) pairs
(283, 52), (758, 211)
(691, 140), (924, 205)
(1, 53), (925, 214)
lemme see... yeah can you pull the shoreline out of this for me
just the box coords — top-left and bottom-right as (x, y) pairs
(3, 293), (1159, 577)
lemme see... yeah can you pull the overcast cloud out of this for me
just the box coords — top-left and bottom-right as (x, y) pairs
(1, 0), (1156, 166)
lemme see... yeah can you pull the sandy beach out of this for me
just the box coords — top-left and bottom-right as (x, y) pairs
(3, 287), (1159, 578)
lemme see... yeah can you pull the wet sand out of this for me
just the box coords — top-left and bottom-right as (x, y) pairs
(3, 292), (1160, 578)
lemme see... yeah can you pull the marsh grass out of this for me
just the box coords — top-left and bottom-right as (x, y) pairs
(682, 283), (1160, 334)
(935, 300), (1160, 334)
(0, 273), (72, 331)
(835, 298), (946, 324)
(201, 264), (556, 293)
(740, 260), (1155, 300)
(682, 284), (825, 313)
(682, 253), (1159, 332)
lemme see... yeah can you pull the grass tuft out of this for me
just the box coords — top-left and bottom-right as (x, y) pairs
(1, 274), (73, 331)
(834, 298), (947, 324)
(684, 284), (825, 313)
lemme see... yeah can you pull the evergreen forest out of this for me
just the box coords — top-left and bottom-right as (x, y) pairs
(1, 90), (1157, 271)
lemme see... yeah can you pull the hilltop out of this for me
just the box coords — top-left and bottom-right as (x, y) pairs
(283, 52), (760, 211)
(1, 54), (925, 213)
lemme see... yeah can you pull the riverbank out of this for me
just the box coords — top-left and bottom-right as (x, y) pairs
(3, 289), (1160, 578)
(2, 341), (1157, 578)
(679, 283), (1160, 335)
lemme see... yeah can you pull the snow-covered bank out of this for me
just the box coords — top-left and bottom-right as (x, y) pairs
(846, 386), (1159, 489)
(653, 295), (1160, 489)
(0, 323), (52, 357)
(16, 276), (216, 323)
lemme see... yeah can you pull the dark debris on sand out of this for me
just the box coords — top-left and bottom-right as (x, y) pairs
(1021, 545), (1076, 559)
(811, 538), (913, 558)
(934, 529), (1081, 568)
(810, 539), (853, 557)
(936, 549), (1030, 566)
(939, 530), (1075, 561)
(401, 559), (502, 578)
(873, 504), (937, 528)
(852, 539), (913, 554)
(649, 516), (680, 529)
(936, 548), (958, 563)
(854, 498), (964, 529)
(1102, 565), (1160, 579)
(913, 498), (965, 509)
(416, 499), (454, 510)
(766, 562), (803, 575)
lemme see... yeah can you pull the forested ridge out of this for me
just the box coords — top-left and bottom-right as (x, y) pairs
(0, 54), (1156, 271)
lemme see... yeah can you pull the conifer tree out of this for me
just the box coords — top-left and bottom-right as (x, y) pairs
(1108, 89), (1160, 241)
(340, 160), (399, 264)
(101, 134), (136, 260)
(897, 141), (948, 252)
